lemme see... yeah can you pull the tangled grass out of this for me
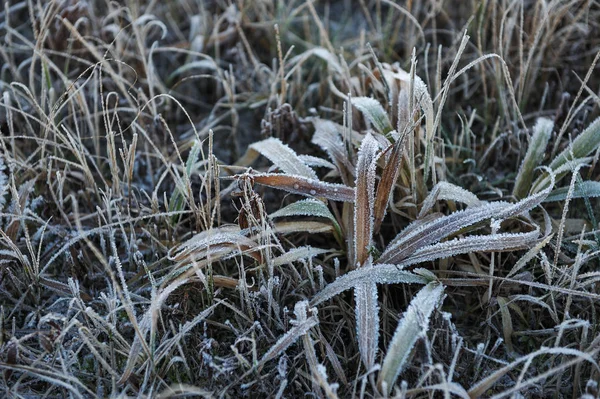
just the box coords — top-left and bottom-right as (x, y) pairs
(1, 0), (600, 397)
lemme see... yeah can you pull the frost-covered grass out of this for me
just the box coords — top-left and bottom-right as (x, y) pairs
(1, 0), (600, 397)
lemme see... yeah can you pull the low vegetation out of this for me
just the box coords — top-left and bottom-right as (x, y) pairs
(1, 0), (599, 397)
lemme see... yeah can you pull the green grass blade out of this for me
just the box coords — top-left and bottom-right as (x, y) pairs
(352, 97), (393, 135)
(549, 117), (600, 171)
(513, 117), (553, 199)
(378, 283), (444, 394)
(544, 180), (600, 202)
(270, 198), (342, 241)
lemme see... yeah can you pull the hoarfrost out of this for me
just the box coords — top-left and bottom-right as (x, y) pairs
(355, 280), (379, 369)
(250, 137), (318, 180)
(378, 283), (444, 394)
(310, 265), (427, 307)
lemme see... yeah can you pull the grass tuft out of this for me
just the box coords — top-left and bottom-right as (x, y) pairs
(0, 0), (599, 397)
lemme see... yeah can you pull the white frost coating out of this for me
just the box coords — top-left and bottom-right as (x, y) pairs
(354, 133), (380, 265)
(353, 134), (381, 369)
(418, 181), (482, 219)
(168, 232), (257, 261)
(250, 137), (318, 180)
(259, 301), (318, 367)
(120, 291), (220, 383)
(298, 154), (336, 170)
(0, 155), (7, 210)
(269, 198), (342, 247)
(533, 157), (592, 194)
(378, 283), (444, 394)
(355, 280), (380, 369)
(311, 228), (542, 308)
(271, 246), (331, 267)
(270, 198), (334, 220)
(379, 64), (433, 141)
(352, 97), (393, 134)
(380, 201), (509, 264)
(380, 178), (553, 264)
(252, 173), (355, 202)
(311, 119), (355, 182)
(400, 229), (541, 267)
(310, 265), (428, 307)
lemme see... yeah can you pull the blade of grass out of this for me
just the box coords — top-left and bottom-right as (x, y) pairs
(310, 266), (428, 307)
(513, 117), (553, 199)
(249, 173), (355, 202)
(353, 133), (380, 370)
(379, 181), (552, 265)
(352, 97), (393, 135)
(354, 133), (379, 265)
(378, 283), (444, 394)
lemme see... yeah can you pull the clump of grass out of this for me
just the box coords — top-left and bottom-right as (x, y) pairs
(1, 0), (599, 398)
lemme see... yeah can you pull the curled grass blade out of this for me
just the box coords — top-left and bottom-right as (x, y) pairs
(168, 232), (261, 263)
(373, 128), (411, 234)
(532, 117), (600, 192)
